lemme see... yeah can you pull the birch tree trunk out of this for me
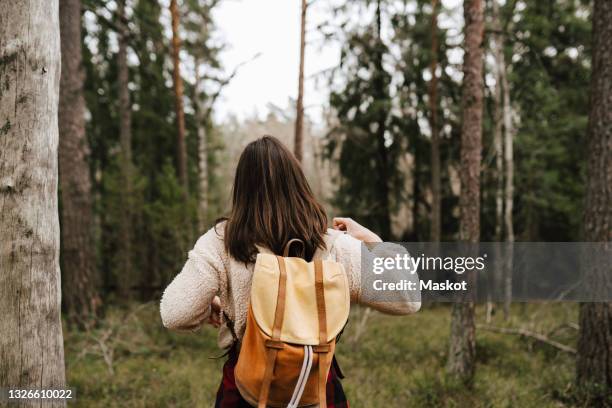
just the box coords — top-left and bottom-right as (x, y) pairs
(0, 0), (66, 400)
(294, 0), (307, 163)
(576, 0), (612, 397)
(429, 0), (441, 243)
(447, 0), (484, 385)
(194, 59), (208, 231)
(489, 0), (515, 321)
(59, 0), (101, 328)
(500, 28), (514, 322)
(490, 0), (505, 323)
(117, 0), (133, 298)
(170, 0), (189, 193)
(492, 20), (503, 248)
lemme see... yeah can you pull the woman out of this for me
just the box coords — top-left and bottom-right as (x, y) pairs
(160, 135), (420, 407)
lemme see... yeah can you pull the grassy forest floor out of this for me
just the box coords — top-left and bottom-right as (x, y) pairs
(65, 303), (585, 407)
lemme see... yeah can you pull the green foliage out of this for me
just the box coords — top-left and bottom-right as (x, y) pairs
(82, 0), (223, 300)
(98, 157), (147, 292)
(143, 161), (198, 287)
(391, 0), (462, 240)
(326, 0), (590, 242)
(201, 125), (228, 225)
(325, 1), (463, 241)
(326, 1), (405, 240)
(495, 0), (590, 241)
(80, 0), (592, 303)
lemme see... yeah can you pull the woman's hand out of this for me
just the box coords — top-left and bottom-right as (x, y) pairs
(207, 296), (221, 328)
(332, 217), (383, 243)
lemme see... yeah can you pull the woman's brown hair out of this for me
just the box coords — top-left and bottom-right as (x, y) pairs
(221, 135), (327, 263)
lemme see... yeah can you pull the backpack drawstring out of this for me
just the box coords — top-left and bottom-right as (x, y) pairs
(288, 345), (314, 408)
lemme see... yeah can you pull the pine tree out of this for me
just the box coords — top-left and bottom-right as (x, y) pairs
(294, 0), (308, 162)
(82, 0), (118, 294)
(576, 0), (612, 400)
(510, 0), (590, 242)
(183, 0), (223, 231)
(447, 0), (484, 384)
(116, 0), (134, 298)
(391, 0), (461, 240)
(59, 0), (102, 327)
(429, 0), (441, 243)
(326, 0), (398, 239)
(133, 0), (193, 296)
(170, 0), (189, 194)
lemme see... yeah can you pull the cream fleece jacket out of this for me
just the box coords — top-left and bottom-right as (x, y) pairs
(160, 223), (421, 349)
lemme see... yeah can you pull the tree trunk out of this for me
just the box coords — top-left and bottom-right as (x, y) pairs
(59, 0), (101, 329)
(490, 0), (505, 323)
(429, 0), (441, 243)
(117, 0), (133, 298)
(194, 59), (209, 232)
(447, 0), (484, 385)
(374, 0), (392, 240)
(170, 0), (188, 193)
(294, 0), (307, 163)
(576, 0), (612, 397)
(0, 0), (66, 399)
(500, 27), (514, 322)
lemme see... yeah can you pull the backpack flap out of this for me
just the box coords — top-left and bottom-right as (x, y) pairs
(251, 253), (350, 345)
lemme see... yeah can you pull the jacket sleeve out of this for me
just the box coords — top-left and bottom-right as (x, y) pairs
(160, 228), (225, 331)
(332, 233), (421, 315)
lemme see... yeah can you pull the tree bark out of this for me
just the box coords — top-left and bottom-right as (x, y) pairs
(59, 0), (101, 329)
(116, 0), (133, 298)
(294, 0), (307, 163)
(491, 0), (514, 321)
(374, 0), (392, 240)
(429, 0), (441, 243)
(489, 0), (505, 323)
(447, 0), (484, 385)
(500, 25), (514, 322)
(170, 0), (189, 193)
(576, 0), (612, 397)
(194, 59), (209, 232)
(0, 0), (67, 400)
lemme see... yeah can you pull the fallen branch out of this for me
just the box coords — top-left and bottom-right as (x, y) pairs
(566, 322), (579, 331)
(547, 322), (580, 338)
(477, 324), (576, 354)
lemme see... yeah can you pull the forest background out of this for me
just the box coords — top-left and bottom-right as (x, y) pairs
(1, 0), (610, 407)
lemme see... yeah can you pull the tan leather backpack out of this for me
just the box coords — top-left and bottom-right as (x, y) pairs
(235, 239), (350, 408)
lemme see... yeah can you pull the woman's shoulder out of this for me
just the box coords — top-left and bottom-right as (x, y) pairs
(324, 228), (361, 254)
(193, 224), (359, 259)
(193, 221), (227, 256)
(324, 228), (343, 245)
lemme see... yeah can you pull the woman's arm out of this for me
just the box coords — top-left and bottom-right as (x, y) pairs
(332, 218), (421, 315)
(160, 228), (225, 331)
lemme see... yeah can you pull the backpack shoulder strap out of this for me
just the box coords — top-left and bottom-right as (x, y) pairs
(314, 259), (330, 408)
(257, 255), (288, 408)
